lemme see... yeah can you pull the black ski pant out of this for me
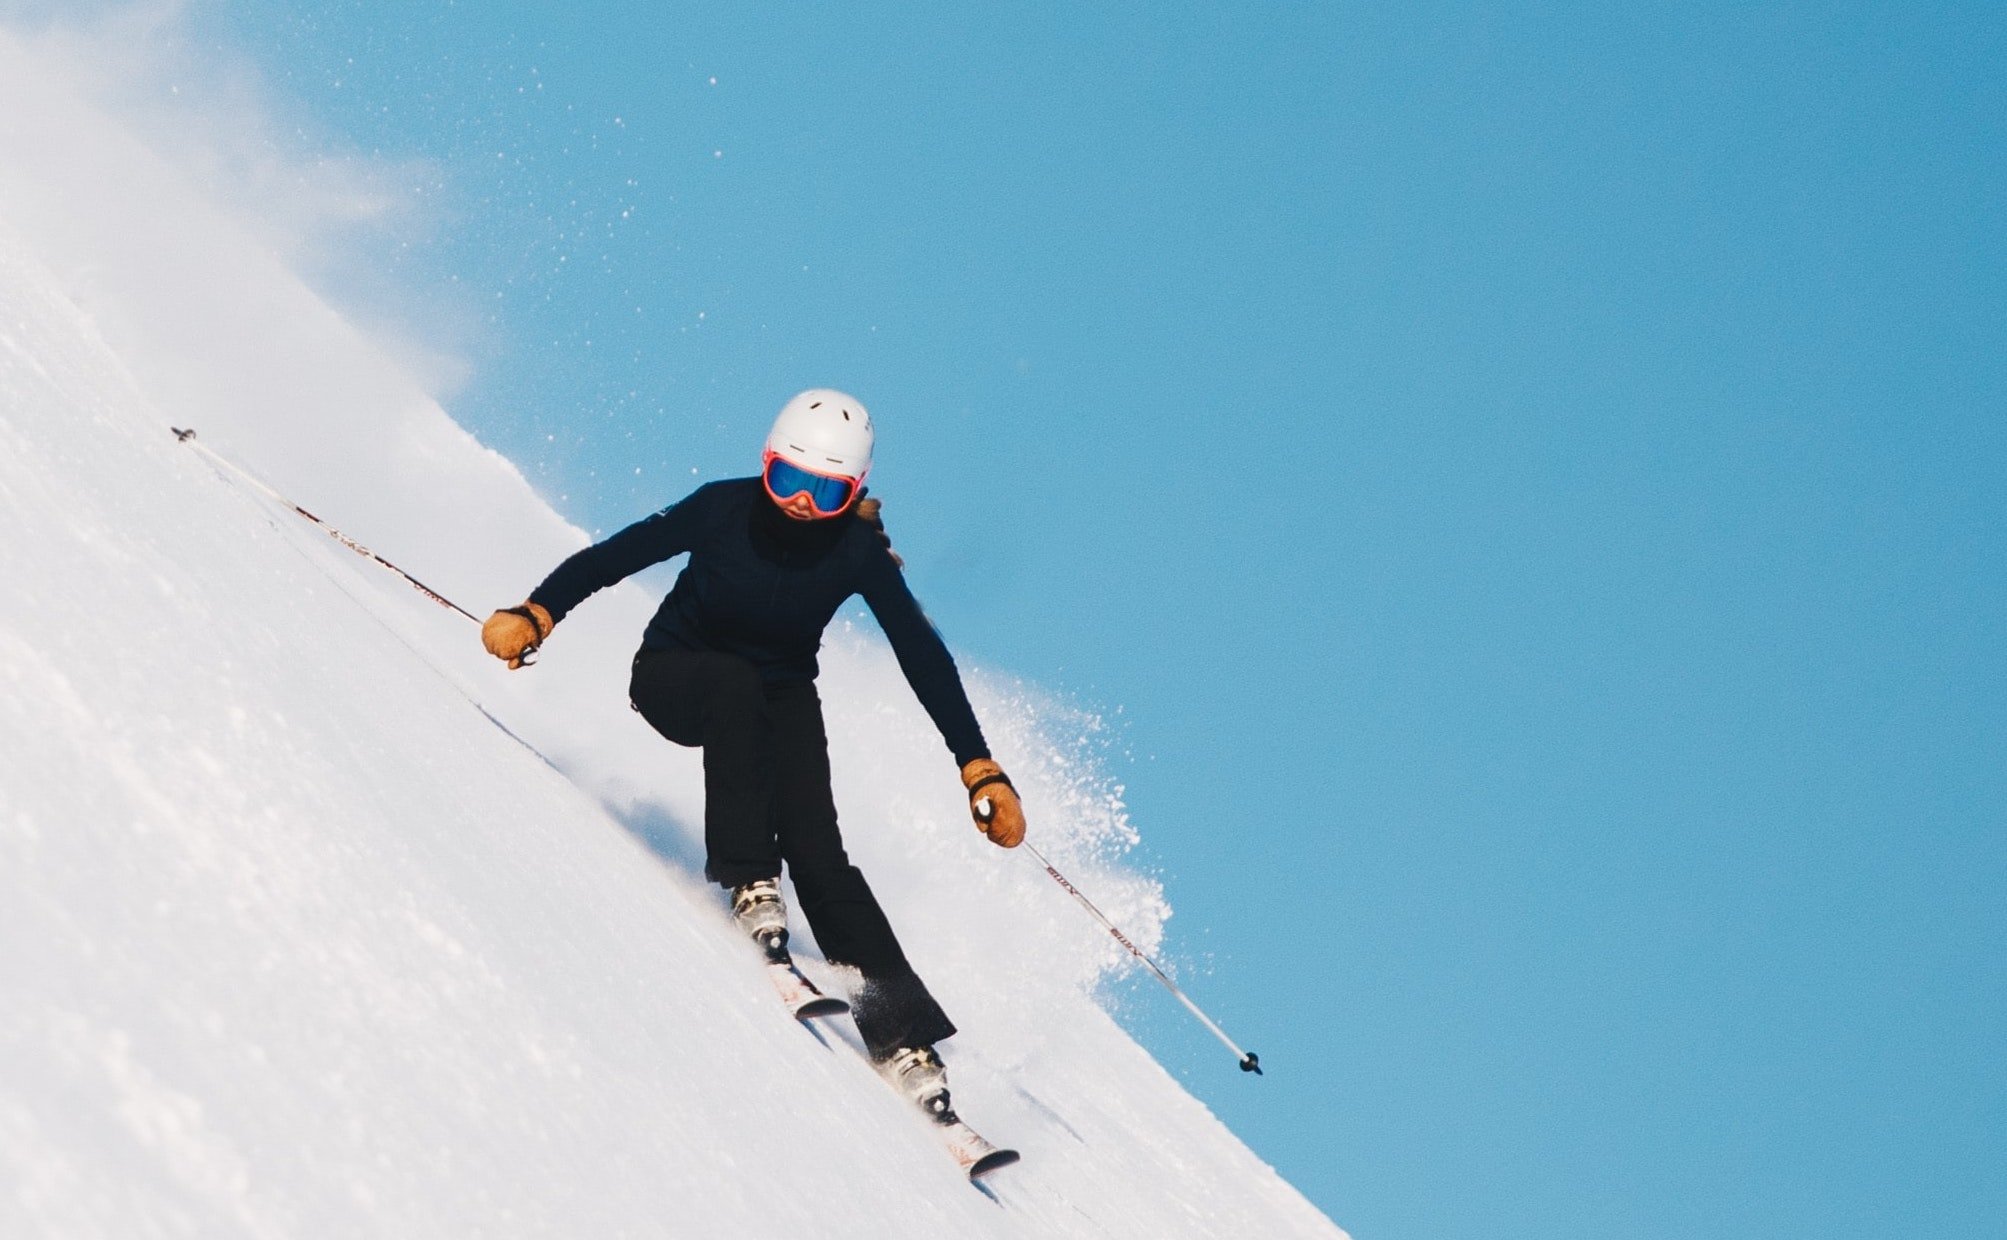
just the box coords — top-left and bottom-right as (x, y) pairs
(629, 647), (956, 1057)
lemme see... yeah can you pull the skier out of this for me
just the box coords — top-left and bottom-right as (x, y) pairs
(479, 389), (1027, 1115)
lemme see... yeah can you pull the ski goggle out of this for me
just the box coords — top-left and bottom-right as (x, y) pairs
(762, 449), (861, 517)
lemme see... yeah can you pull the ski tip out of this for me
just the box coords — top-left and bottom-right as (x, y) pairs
(1240, 1051), (1263, 1075)
(968, 1148), (1021, 1180)
(791, 996), (851, 1020)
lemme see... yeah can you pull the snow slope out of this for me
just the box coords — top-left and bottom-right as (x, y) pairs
(0, 26), (1342, 1239)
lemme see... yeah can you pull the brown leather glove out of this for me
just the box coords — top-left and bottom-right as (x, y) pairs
(960, 758), (1025, 848)
(482, 601), (553, 669)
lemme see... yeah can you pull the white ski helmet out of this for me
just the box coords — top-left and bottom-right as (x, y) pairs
(765, 388), (874, 481)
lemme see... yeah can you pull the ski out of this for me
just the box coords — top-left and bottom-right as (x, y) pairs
(763, 952), (849, 1021)
(930, 1107), (1021, 1180)
(733, 884), (1013, 1179)
(875, 1047), (1020, 1180)
(732, 880), (848, 1021)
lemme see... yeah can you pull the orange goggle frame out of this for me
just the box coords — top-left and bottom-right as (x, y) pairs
(762, 449), (862, 517)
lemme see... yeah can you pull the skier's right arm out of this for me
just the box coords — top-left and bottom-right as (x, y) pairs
(482, 487), (709, 668)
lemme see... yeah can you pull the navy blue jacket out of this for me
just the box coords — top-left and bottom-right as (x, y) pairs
(530, 478), (989, 767)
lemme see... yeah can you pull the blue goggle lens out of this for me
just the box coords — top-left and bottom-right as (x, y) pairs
(764, 456), (856, 512)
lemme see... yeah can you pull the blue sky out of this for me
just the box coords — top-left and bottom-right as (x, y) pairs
(141, 2), (2007, 1235)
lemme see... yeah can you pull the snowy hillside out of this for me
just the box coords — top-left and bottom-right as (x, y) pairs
(0, 25), (1342, 1240)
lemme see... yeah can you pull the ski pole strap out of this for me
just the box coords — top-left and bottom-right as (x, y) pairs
(502, 604), (550, 641)
(965, 771), (1013, 797)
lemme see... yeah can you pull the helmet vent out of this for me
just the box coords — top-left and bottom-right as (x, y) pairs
(809, 401), (822, 409)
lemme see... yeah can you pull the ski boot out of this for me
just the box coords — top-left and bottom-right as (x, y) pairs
(731, 878), (789, 962)
(877, 1044), (952, 1118)
(734, 878), (849, 1021)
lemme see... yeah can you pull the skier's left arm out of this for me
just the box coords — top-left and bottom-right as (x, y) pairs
(858, 542), (1027, 848)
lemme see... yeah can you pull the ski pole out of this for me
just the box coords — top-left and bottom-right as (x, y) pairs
(171, 427), (484, 626)
(1022, 840), (1261, 1075)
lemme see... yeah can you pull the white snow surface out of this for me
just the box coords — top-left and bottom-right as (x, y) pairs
(0, 26), (1341, 1240)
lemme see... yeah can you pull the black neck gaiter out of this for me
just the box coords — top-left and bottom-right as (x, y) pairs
(747, 491), (849, 566)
